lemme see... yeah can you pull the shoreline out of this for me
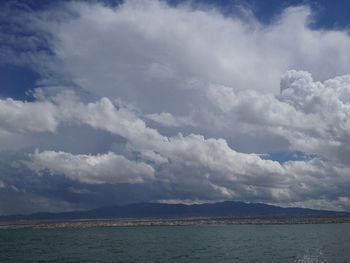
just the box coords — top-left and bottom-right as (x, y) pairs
(1, 216), (350, 229)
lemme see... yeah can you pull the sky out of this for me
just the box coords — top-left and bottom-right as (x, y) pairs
(1, 0), (350, 215)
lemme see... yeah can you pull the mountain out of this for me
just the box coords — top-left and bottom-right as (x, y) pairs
(1, 201), (349, 222)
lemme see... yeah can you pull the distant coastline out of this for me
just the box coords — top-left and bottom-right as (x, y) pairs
(2, 216), (350, 229)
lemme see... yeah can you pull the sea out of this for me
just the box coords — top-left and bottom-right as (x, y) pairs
(1, 223), (350, 262)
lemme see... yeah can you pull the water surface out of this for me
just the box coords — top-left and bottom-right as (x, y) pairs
(1, 223), (349, 262)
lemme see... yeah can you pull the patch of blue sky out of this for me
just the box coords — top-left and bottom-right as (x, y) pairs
(0, 64), (39, 100)
(167, 0), (350, 29)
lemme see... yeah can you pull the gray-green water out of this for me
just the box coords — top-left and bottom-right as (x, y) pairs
(1, 224), (350, 262)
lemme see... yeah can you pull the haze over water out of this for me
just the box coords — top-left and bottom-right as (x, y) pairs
(1, 224), (349, 262)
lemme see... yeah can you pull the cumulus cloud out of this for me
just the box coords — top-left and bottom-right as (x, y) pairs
(0, 98), (58, 133)
(0, 90), (342, 210)
(208, 70), (350, 167)
(27, 150), (155, 184)
(206, 83), (323, 132)
(31, 1), (350, 101)
(1, 86), (349, 211)
(279, 71), (350, 163)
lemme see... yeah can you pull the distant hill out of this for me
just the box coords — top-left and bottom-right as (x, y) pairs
(1, 201), (349, 222)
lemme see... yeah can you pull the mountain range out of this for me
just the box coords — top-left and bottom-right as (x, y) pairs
(1, 201), (349, 222)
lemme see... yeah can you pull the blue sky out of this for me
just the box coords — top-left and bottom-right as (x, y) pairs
(170, 0), (350, 28)
(1, 0), (350, 214)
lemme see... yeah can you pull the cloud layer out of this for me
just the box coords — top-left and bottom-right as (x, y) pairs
(1, 0), (350, 214)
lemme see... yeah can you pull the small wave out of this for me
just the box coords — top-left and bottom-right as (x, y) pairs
(295, 249), (327, 263)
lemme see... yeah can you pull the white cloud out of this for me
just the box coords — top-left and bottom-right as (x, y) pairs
(208, 70), (350, 168)
(0, 98), (58, 133)
(35, 1), (350, 102)
(206, 83), (322, 131)
(279, 71), (350, 162)
(28, 150), (155, 184)
(146, 112), (196, 127)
